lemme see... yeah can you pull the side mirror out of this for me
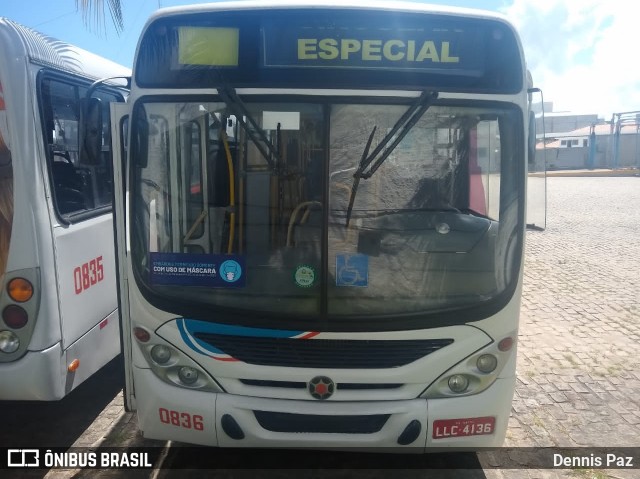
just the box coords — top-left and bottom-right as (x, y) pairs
(80, 97), (103, 165)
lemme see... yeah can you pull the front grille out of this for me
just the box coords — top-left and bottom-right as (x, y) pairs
(194, 334), (453, 368)
(337, 383), (403, 390)
(240, 379), (306, 389)
(239, 379), (403, 390)
(254, 411), (390, 434)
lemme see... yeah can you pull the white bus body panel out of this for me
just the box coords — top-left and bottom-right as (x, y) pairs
(0, 34), (57, 351)
(0, 309), (120, 400)
(53, 214), (118, 348)
(0, 18), (128, 400)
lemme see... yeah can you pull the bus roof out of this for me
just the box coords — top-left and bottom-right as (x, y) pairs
(148, 0), (510, 23)
(0, 18), (130, 81)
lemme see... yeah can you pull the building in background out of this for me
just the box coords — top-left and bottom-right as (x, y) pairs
(534, 105), (640, 170)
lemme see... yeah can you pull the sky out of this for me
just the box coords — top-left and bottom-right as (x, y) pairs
(2, 0), (639, 120)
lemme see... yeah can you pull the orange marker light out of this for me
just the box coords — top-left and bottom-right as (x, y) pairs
(7, 278), (34, 303)
(68, 359), (80, 373)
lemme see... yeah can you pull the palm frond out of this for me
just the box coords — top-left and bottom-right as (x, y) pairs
(76, 0), (124, 35)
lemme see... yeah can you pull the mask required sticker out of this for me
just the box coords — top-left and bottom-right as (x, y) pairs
(150, 252), (245, 288)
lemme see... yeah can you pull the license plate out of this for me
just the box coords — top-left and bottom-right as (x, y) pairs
(432, 416), (496, 439)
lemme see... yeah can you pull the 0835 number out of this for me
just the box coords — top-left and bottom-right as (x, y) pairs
(73, 256), (104, 295)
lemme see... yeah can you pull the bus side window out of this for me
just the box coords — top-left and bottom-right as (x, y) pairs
(51, 151), (87, 214)
(40, 76), (123, 219)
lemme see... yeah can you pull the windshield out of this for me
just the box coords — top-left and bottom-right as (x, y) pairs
(130, 96), (523, 328)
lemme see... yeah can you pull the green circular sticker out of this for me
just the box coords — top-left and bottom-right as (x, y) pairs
(294, 265), (316, 288)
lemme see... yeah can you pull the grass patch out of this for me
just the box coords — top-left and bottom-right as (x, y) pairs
(606, 364), (623, 376)
(564, 353), (579, 366)
(532, 415), (545, 428)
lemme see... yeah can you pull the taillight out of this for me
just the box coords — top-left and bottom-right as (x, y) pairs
(2, 305), (28, 329)
(7, 278), (34, 303)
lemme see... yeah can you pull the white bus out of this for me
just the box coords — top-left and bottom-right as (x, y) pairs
(0, 18), (129, 400)
(109, 1), (537, 449)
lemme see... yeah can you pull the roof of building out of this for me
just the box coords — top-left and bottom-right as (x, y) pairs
(537, 123), (639, 149)
(540, 123), (639, 141)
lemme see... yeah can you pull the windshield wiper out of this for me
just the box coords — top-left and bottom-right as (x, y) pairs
(361, 90), (438, 178)
(345, 126), (376, 226)
(345, 90), (438, 226)
(216, 86), (281, 171)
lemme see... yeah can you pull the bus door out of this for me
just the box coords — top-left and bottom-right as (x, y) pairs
(111, 101), (136, 410)
(526, 93), (546, 231)
(111, 102), (236, 411)
(41, 76), (121, 369)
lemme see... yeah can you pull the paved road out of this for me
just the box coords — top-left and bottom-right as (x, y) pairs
(485, 176), (640, 479)
(2, 176), (639, 478)
(515, 177), (640, 448)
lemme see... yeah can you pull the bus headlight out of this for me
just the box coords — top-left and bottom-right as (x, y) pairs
(135, 327), (222, 393)
(0, 330), (20, 353)
(150, 344), (172, 364)
(178, 366), (199, 385)
(421, 334), (516, 399)
(448, 374), (469, 393)
(477, 354), (498, 373)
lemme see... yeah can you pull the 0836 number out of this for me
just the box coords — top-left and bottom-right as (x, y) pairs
(159, 408), (204, 431)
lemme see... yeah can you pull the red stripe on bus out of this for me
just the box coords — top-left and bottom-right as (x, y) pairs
(300, 332), (319, 339)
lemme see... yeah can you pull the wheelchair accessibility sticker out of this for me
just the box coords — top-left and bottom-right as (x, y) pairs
(336, 253), (368, 287)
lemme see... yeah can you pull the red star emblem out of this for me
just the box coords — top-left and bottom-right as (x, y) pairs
(309, 376), (335, 399)
(314, 382), (328, 395)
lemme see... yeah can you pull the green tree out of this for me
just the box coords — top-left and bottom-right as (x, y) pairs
(76, 0), (124, 34)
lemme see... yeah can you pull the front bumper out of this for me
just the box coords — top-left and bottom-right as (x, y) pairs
(134, 365), (515, 450)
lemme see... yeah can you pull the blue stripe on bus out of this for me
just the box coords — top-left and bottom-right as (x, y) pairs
(177, 319), (224, 355)
(177, 319), (237, 359)
(175, 318), (319, 360)
(180, 318), (317, 339)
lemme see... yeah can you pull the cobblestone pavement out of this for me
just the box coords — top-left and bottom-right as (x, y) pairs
(484, 176), (640, 478)
(9, 176), (639, 478)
